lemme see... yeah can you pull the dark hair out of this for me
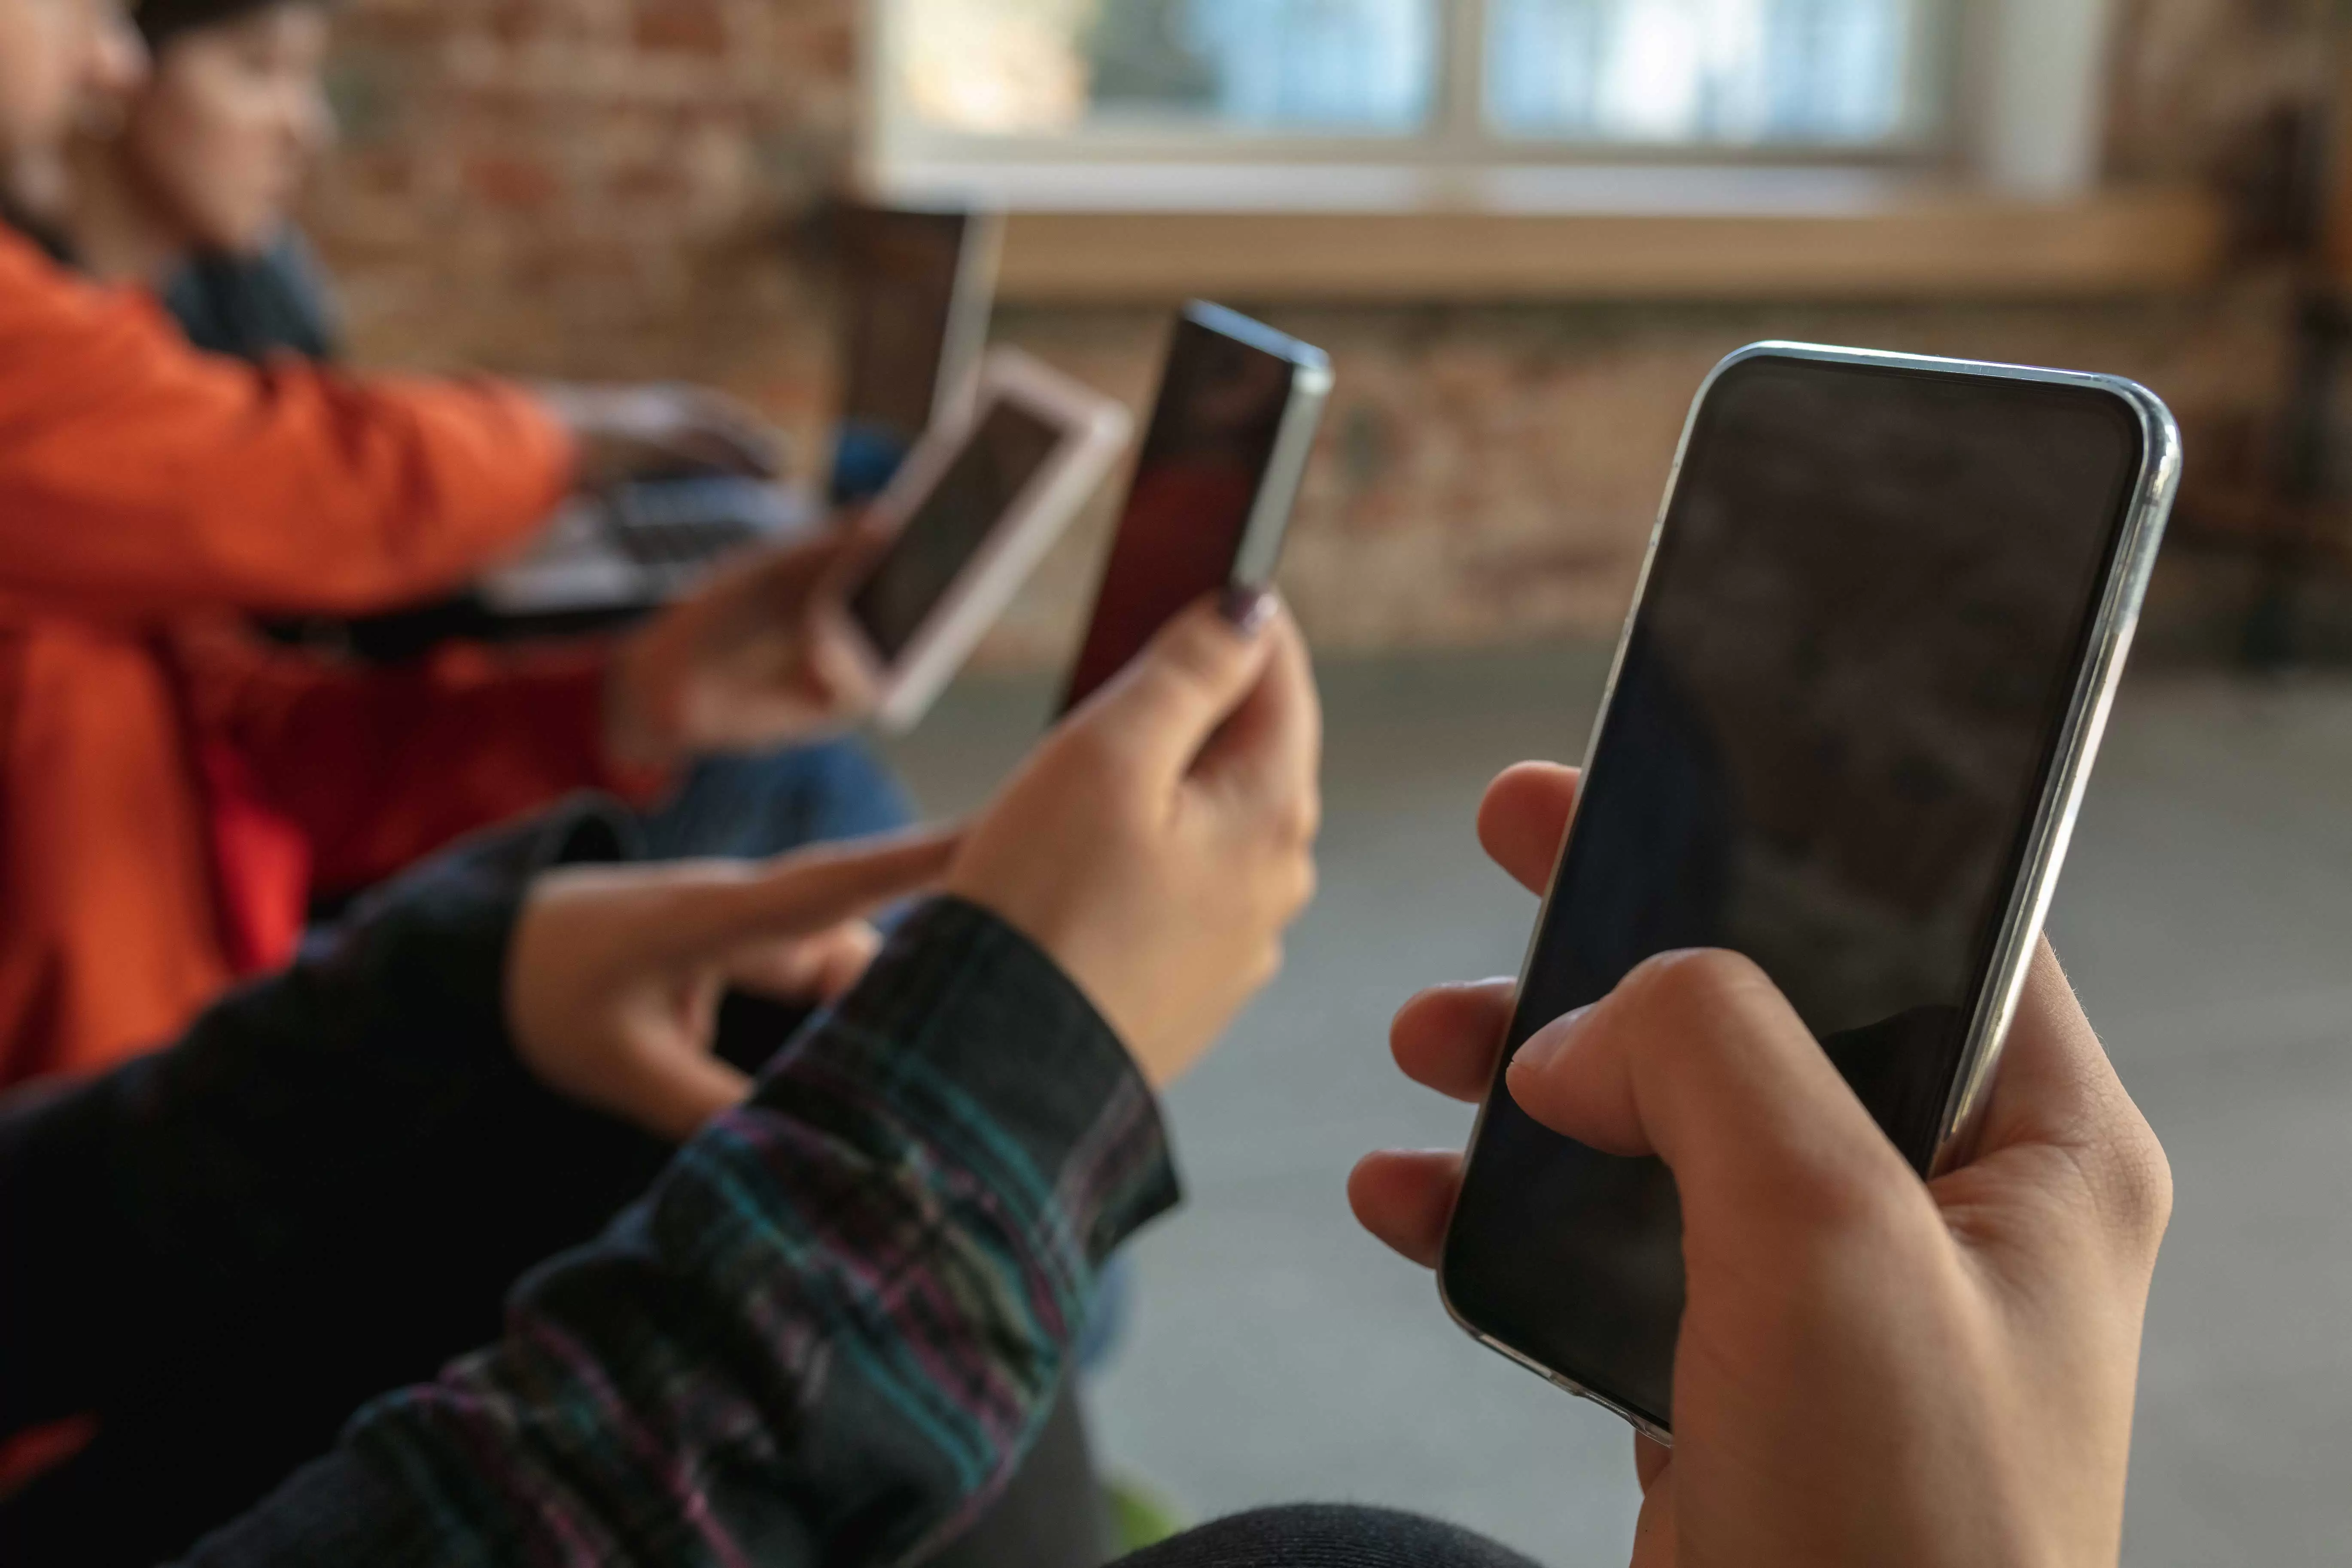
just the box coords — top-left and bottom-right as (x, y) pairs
(133, 0), (330, 52)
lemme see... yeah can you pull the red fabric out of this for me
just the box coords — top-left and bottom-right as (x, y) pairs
(0, 1414), (98, 1499)
(171, 622), (669, 895)
(0, 227), (589, 1084)
(192, 733), (314, 974)
(164, 624), (672, 982)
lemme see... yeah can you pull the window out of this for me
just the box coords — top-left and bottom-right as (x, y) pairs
(1485, 0), (1932, 145)
(877, 0), (1953, 161)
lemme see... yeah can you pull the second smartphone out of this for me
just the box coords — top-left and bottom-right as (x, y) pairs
(1441, 343), (2179, 1441)
(1059, 301), (1332, 713)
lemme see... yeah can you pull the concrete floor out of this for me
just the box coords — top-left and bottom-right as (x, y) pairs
(882, 648), (2352, 1568)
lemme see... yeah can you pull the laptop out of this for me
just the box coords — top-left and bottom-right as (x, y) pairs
(476, 204), (1005, 623)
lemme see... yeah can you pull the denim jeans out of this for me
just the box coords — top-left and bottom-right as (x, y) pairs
(637, 737), (917, 862)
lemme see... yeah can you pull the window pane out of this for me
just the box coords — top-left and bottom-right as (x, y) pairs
(897, 0), (1440, 136)
(1487, 0), (1929, 144)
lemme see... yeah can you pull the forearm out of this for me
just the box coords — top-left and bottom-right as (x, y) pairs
(179, 898), (1178, 1568)
(0, 234), (573, 617)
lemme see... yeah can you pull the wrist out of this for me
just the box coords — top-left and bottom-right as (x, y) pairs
(815, 895), (1180, 1265)
(938, 876), (1165, 1089)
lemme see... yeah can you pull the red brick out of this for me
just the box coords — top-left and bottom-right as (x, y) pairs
(632, 0), (729, 55)
(462, 153), (562, 212)
(314, 0), (2326, 662)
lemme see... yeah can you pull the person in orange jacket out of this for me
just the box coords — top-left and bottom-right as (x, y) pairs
(0, 0), (882, 1086)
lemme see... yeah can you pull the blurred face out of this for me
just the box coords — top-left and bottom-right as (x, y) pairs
(122, 1), (332, 255)
(0, 0), (145, 218)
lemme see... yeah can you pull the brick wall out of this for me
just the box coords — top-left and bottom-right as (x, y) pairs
(309, 0), (2341, 663)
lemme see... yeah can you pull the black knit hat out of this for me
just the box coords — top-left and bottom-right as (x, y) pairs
(133, 0), (327, 50)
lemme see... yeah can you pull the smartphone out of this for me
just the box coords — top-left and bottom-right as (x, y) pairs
(829, 347), (1130, 732)
(1057, 301), (1332, 715)
(1440, 343), (2180, 1441)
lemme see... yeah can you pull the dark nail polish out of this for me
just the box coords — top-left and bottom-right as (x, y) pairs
(1218, 584), (1274, 636)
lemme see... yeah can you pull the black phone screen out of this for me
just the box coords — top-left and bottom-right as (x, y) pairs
(1442, 353), (2145, 1430)
(1058, 311), (1304, 713)
(849, 399), (1062, 662)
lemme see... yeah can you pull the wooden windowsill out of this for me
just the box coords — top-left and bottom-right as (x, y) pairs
(884, 165), (2229, 304)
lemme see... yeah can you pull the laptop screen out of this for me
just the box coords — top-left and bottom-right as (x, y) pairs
(828, 207), (989, 507)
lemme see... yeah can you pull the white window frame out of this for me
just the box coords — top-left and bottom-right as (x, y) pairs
(864, 0), (2120, 205)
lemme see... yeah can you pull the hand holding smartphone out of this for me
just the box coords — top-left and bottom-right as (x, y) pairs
(1059, 301), (1332, 715)
(1441, 344), (2179, 1439)
(1363, 778), (2172, 1568)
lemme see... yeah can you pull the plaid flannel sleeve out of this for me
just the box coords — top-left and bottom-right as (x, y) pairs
(176, 895), (1180, 1568)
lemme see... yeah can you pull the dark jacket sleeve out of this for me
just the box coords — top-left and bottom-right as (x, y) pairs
(0, 796), (670, 1452)
(177, 896), (1178, 1568)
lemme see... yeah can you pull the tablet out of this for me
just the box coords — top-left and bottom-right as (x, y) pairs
(831, 347), (1131, 732)
(1059, 301), (1331, 714)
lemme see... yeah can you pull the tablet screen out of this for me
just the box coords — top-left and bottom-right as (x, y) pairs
(850, 399), (1065, 661)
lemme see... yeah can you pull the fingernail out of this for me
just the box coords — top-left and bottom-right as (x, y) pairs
(1508, 1006), (1591, 1078)
(1218, 585), (1275, 636)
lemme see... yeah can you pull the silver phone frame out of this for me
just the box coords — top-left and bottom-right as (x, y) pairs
(1174, 301), (1335, 590)
(1055, 302), (1331, 714)
(1438, 341), (2182, 1445)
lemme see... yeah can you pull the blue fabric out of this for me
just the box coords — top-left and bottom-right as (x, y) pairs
(1078, 1251), (1136, 1374)
(636, 738), (916, 862)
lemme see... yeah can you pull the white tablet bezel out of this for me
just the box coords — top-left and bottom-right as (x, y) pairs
(828, 346), (1131, 733)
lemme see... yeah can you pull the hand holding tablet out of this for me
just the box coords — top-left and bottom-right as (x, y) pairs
(603, 528), (877, 767)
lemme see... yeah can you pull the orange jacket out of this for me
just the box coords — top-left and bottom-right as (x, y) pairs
(0, 228), (625, 1085)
